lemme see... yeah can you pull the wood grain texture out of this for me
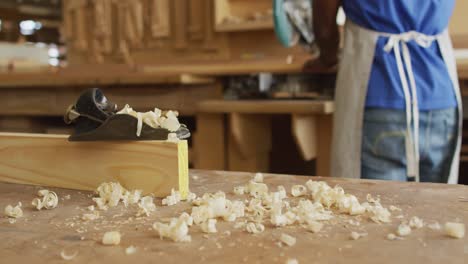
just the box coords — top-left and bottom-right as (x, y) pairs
(215, 19), (273, 32)
(0, 68), (215, 88)
(193, 113), (225, 170)
(0, 83), (222, 116)
(228, 113), (271, 172)
(0, 133), (188, 197)
(197, 100), (335, 114)
(291, 114), (317, 161)
(316, 114), (333, 176)
(202, 0), (218, 50)
(150, 0), (171, 38)
(188, 0), (204, 40)
(173, 0), (188, 49)
(0, 170), (466, 264)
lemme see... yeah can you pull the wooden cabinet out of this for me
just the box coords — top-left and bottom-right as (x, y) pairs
(63, 0), (306, 66)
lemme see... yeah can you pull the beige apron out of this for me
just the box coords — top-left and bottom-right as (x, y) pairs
(331, 21), (462, 184)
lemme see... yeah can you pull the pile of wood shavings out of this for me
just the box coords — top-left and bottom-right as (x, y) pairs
(5, 173), (465, 264)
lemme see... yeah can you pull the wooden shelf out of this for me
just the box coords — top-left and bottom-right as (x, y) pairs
(215, 0), (273, 33)
(0, 66), (215, 88)
(215, 18), (273, 32)
(197, 100), (335, 114)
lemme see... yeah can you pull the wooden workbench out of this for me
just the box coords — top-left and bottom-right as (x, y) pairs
(0, 170), (466, 263)
(194, 100), (334, 176)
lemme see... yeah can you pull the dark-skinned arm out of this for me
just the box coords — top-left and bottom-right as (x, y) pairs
(313, 0), (341, 67)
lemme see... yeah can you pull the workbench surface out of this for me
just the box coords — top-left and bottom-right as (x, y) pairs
(0, 170), (467, 264)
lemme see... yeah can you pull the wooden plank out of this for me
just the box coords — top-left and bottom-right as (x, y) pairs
(0, 133), (188, 197)
(316, 114), (333, 176)
(141, 56), (313, 75)
(291, 114), (317, 161)
(150, 0), (171, 38)
(62, 1), (74, 41)
(0, 117), (44, 133)
(0, 84), (223, 116)
(228, 113), (271, 172)
(130, 0), (144, 47)
(0, 170), (467, 263)
(0, 68), (215, 88)
(458, 60), (468, 80)
(198, 100), (335, 114)
(93, 0), (113, 54)
(214, 0), (230, 26)
(188, 0), (204, 40)
(193, 113), (225, 170)
(173, 0), (188, 50)
(215, 18), (273, 32)
(203, 0), (218, 50)
(74, 3), (88, 51)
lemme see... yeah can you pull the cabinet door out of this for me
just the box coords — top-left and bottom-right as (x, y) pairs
(151, 0), (171, 38)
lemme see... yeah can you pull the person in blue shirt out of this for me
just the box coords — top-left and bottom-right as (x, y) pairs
(307, 0), (462, 183)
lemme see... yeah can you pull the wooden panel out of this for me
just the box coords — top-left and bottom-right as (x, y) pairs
(193, 113), (225, 170)
(316, 114), (333, 176)
(173, 0), (188, 50)
(214, 0), (231, 25)
(0, 67), (215, 87)
(216, 19), (273, 32)
(127, 0), (144, 48)
(291, 114), (317, 161)
(198, 100), (335, 114)
(188, 0), (204, 40)
(0, 82), (222, 116)
(150, 0), (171, 38)
(214, 0), (273, 32)
(203, 0), (218, 50)
(228, 113), (271, 172)
(74, 3), (88, 51)
(116, 3), (132, 64)
(141, 56), (314, 75)
(0, 84), (223, 116)
(0, 117), (45, 133)
(62, 2), (74, 41)
(93, 0), (113, 54)
(0, 133), (188, 197)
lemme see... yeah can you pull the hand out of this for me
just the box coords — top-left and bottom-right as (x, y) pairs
(302, 57), (338, 73)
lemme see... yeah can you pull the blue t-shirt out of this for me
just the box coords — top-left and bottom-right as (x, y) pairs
(342, 0), (457, 110)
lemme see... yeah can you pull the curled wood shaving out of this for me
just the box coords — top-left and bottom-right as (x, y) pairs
(253, 172), (264, 183)
(280, 233), (296, 247)
(4, 202), (23, 218)
(82, 211), (100, 221)
(102, 231), (121, 245)
(350, 231), (367, 240)
(291, 185), (307, 197)
(397, 223), (411, 236)
(305, 221), (323, 233)
(445, 222), (465, 239)
(427, 221), (441, 230)
(246, 222), (265, 234)
(233, 186), (246, 195)
(200, 219), (217, 233)
(409, 216), (424, 229)
(32, 190), (58, 210)
(162, 189), (181, 206)
(60, 249), (78, 261)
(137, 196), (156, 217)
(153, 213), (192, 242)
(125, 246), (137, 255)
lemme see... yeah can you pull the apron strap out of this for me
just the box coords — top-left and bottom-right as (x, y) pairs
(382, 31), (439, 182)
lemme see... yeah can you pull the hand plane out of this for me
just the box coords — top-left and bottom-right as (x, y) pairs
(64, 88), (191, 141)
